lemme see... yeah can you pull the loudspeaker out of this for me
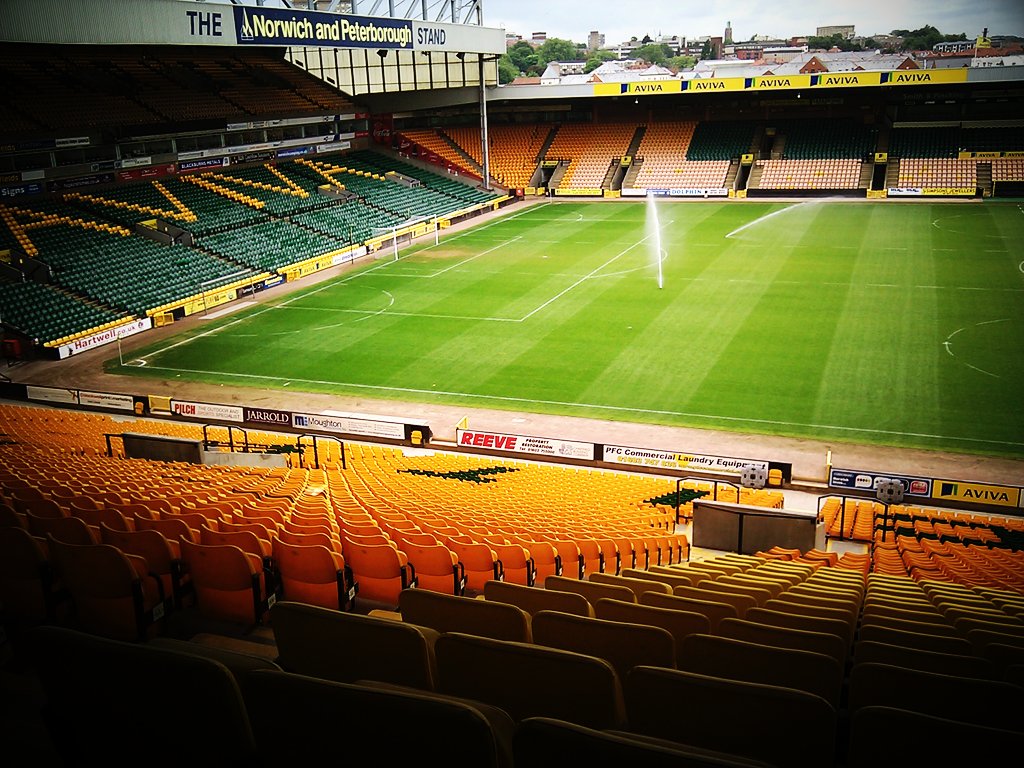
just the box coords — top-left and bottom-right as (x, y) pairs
(875, 478), (904, 504)
(740, 464), (767, 490)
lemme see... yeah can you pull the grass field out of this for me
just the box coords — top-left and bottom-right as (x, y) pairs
(108, 200), (1024, 458)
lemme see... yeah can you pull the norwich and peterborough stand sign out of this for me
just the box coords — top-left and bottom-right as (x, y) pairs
(234, 5), (413, 49)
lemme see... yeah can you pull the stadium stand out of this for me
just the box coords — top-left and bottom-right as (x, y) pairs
(3, 7), (1024, 767)
(3, 399), (1024, 765)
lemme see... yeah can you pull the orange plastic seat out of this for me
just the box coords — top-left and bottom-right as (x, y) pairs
(274, 527), (342, 554)
(342, 536), (417, 609)
(133, 515), (196, 554)
(68, 504), (134, 538)
(0, 526), (64, 626)
(447, 540), (503, 595)
(401, 540), (466, 595)
(48, 535), (169, 642)
(99, 523), (192, 610)
(271, 536), (355, 611)
(26, 512), (98, 546)
(0, 502), (26, 529)
(181, 539), (272, 627)
(488, 542), (535, 587)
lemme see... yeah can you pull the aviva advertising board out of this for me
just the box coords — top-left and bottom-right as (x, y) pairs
(593, 68), (968, 97)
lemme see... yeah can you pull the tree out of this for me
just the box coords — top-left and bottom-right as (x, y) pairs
(891, 25), (966, 51)
(584, 50), (617, 73)
(632, 43), (672, 65)
(536, 37), (580, 67)
(700, 40), (713, 59)
(667, 54), (696, 72)
(808, 33), (863, 52)
(497, 55), (520, 84)
(506, 40), (538, 74)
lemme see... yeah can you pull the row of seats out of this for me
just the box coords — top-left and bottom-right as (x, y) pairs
(896, 157), (978, 187)
(889, 125), (1024, 158)
(633, 159), (730, 190)
(820, 497), (880, 541)
(17, 573), (1023, 768)
(755, 158), (863, 190)
(770, 118), (879, 160)
(0, 150), (501, 344)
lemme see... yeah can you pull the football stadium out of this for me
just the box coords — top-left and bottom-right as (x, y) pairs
(1, 1), (1023, 765)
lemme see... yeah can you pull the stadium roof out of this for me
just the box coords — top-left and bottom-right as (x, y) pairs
(0, 0), (506, 54)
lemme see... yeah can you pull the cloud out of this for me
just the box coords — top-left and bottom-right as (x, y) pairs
(483, 0), (1023, 46)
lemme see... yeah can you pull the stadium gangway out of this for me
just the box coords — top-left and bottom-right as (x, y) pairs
(294, 433), (346, 470)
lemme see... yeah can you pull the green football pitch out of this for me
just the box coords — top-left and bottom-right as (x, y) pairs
(109, 200), (1024, 458)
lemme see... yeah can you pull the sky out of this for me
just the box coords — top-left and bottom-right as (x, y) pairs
(479, 0), (1024, 46)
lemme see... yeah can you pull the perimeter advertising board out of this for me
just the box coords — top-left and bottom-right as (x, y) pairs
(292, 412), (406, 441)
(828, 468), (932, 497)
(602, 445), (768, 475)
(931, 480), (1022, 509)
(456, 429), (595, 460)
(170, 400), (244, 423)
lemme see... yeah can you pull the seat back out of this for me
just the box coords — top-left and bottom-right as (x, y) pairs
(134, 515), (196, 547)
(0, 525), (60, 625)
(853, 639), (996, 679)
(625, 666), (837, 768)
(25, 625), (257, 765)
(513, 716), (772, 768)
(544, 574), (635, 607)
(718, 616), (848, 667)
(0, 501), (26, 529)
(26, 513), (97, 545)
(484, 579), (592, 617)
(593, 598), (711, 668)
(200, 524), (270, 559)
(678, 633), (844, 708)
(398, 588), (532, 642)
(847, 661), (1024, 731)
(242, 670), (513, 768)
(672, 584), (757, 618)
(270, 601), (438, 690)
(846, 705), (1024, 768)
(447, 540), (502, 595)
(640, 591), (738, 633)
(181, 539), (269, 627)
(271, 537), (354, 611)
(855, 623), (972, 655)
(698, 576), (776, 605)
(342, 536), (416, 608)
(47, 536), (166, 642)
(745, 605), (852, 653)
(99, 523), (191, 610)
(488, 542), (535, 586)
(531, 609), (676, 681)
(621, 566), (706, 590)
(13, 496), (65, 519)
(401, 541), (465, 595)
(588, 571), (672, 602)
(435, 631), (627, 729)
(68, 504), (132, 536)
